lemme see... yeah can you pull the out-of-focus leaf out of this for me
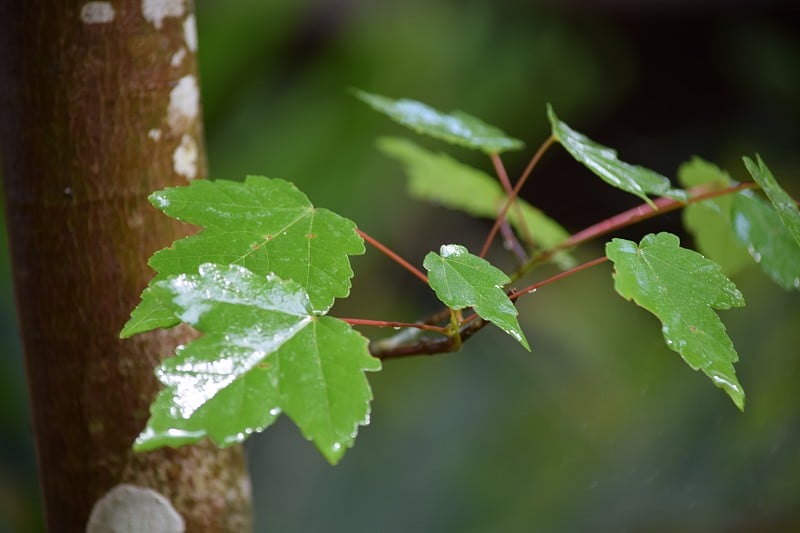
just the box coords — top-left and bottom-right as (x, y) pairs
(121, 176), (364, 337)
(676, 156), (799, 290)
(424, 244), (529, 350)
(378, 137), (574, 268)
(606, 233), (746, 410)
(678, 157), (751, 275)
(134, 264), (380, 465)
(732, 192), (800, 290)
(743, 154), (800, 246)
(353, 89), (524, 154)
(548, 104), (686, 206)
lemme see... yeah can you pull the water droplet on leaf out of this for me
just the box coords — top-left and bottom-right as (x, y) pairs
(440, 244), (466, 258)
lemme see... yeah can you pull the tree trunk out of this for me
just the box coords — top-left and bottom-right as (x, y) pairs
(0, 1), (252, 530)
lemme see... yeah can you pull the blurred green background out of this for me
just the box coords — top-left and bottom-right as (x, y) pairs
(2, 1), (799, 531)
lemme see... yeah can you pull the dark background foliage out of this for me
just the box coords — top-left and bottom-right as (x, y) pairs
(1, 1), (798, 530)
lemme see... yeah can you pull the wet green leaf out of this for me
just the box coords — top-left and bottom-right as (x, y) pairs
(678, 157), (751, 275)
(548, 104), (686, 206)
(378, 137), (574, 268)
(121, 176), (364, 337)
(606, 233), (746, 410)
(732, 192), (800, 290)
(743, 154), (800, 247)
(676, 156), (800, 290)
(424, 245), (529, 350)
(134, 263), (380, 465)
(353, 89), (524, 154)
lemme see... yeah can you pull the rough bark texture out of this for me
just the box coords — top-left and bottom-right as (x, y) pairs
(0, 1), (252, 530)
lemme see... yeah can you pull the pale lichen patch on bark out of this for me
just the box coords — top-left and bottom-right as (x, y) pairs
(173, 134), (198, 180)
(142, 0), (186, 29)
(80, 2), (115, 24)
(183, 14), (198, 52)
(148, 128), (163, 141)
(87, 484), (184, 533)
(170, 48), (187, 67)
(167, 74), (199, 134)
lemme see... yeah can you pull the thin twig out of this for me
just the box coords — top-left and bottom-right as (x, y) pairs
(480, 136), (556, 257)
(509, 256), (609, 300)
(340, 317), (448, 333)
(369, 181), (757, 359)
(517, 181), (757, 276)
(357, 228), (429, 285)
(369, 316), (488, 359)
(499, 222), (528, 263)
(490, 153), (531, 261)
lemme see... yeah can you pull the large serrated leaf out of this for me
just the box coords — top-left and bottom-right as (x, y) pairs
(743, 154), (800, 247)
(547, 104), (686, 206)
(134, 263), (381, 465)
(121, 176), (364, 337)
(353, 89), (523, 154)
(423, 244), (530, 350)
(606, 233), (746, 410)
(378, 137), (574, 269)
(678, 157), (751, 275)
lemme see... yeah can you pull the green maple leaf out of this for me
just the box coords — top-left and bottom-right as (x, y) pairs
(743, 154), (800, 247)
(606, 233), (746, 409)
(424, 244), (530, 350)
(134, 263), (381, 465)
(548, 104), (686, 207)
(377, 137), (574, 269)
(121, 176), (364, 337)
(677, 156), (800, 290)
(732, 191), (800, 290)
(678, 157), (751, 275)
(353, 89), (524, 154)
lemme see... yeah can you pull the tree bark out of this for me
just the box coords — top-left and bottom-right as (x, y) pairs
(0, 1), (252, 530)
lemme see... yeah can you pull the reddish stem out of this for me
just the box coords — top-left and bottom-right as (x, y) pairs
(509, 256), (610, 300)
(570, 182), (756, 246)
(480, 135), (556, 257)
(524, 181), (757, 271)
(367, 181), (759, 360)
(566, 197), (674, 247)
(357, 228), (429, 285)
(340, 317), (448, 333)
(490, 153), (533, 252)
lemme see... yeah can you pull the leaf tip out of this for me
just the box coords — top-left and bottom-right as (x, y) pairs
(516, 332), (532, 352)
(350, 87), (382, 108)
(347, 86), (366, 101)
(545, 103), (559, 132)
(148, 191), (172, 211)
(711, 372), (746, 411)
(642, 196), (658, 209)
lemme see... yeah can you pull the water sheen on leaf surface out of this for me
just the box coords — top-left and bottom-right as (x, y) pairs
(606, 232), (746, 409)
(743, 154), (800, 247)
(548, 104), (686, 206)
(424, 244), (530, 350)
(353, 89), (523, 154)
(678, 156), (800, 290)
(121, 176), (364, 337)
(732, 191), (800, 290)
(134, 263), (380, 465)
